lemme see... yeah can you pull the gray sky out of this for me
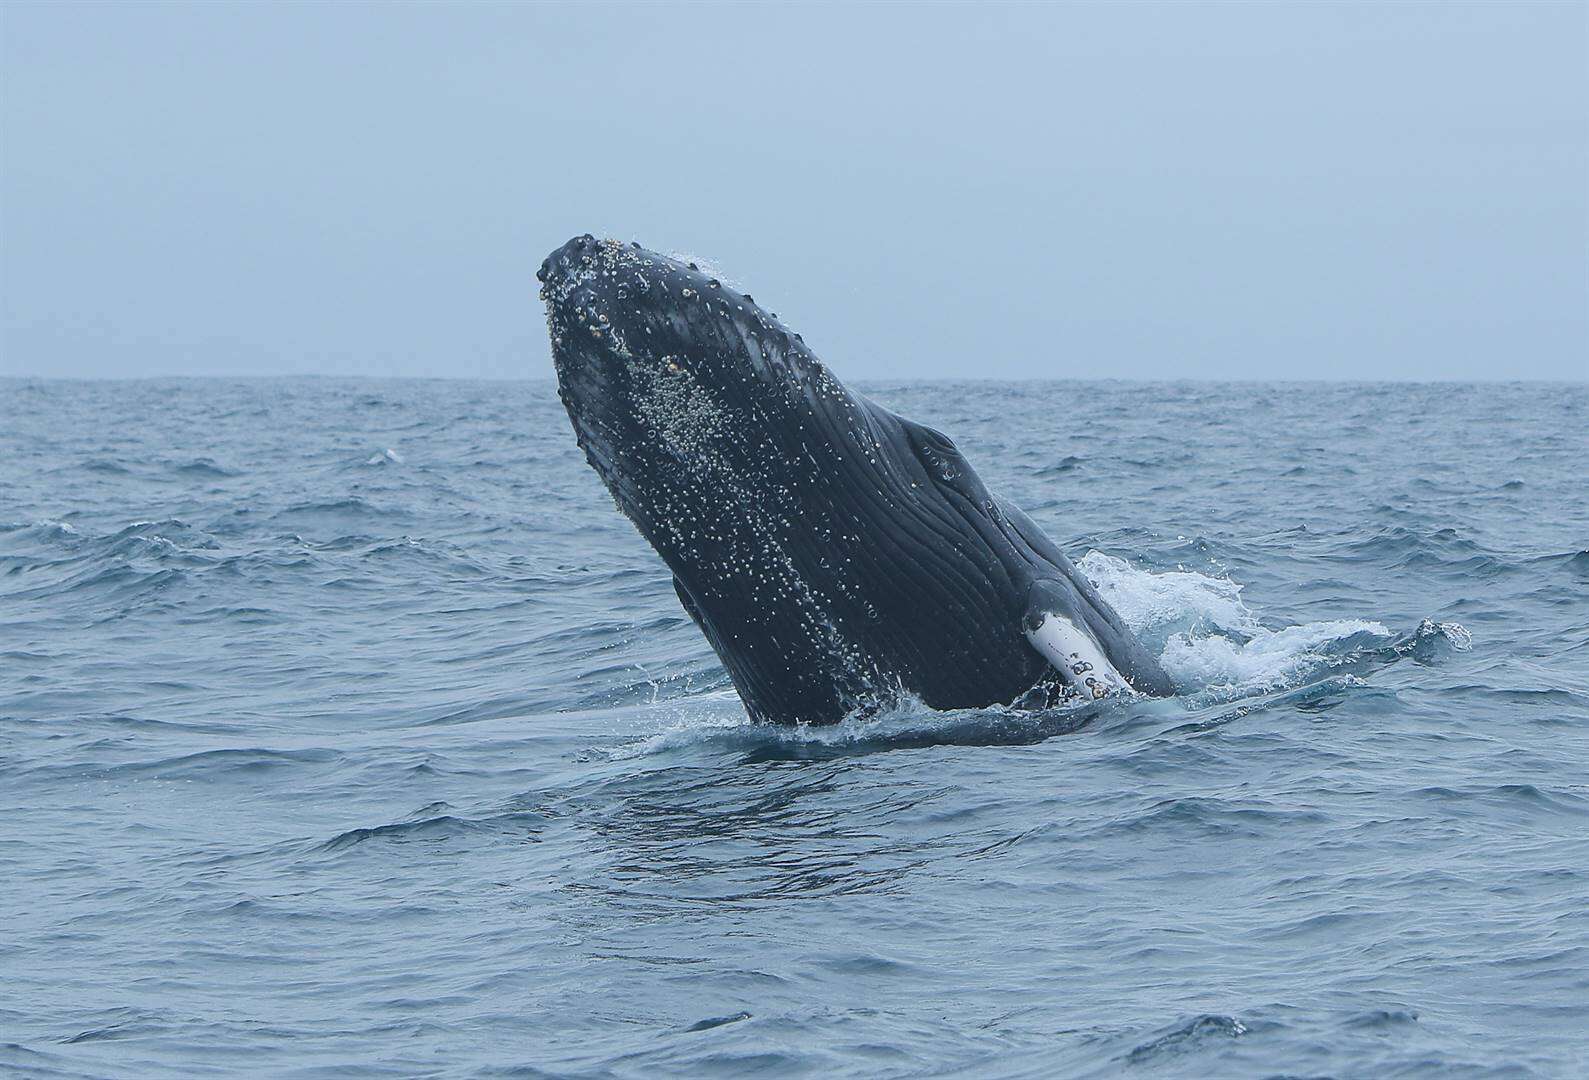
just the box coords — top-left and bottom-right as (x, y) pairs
(2, 1), (1584, 381)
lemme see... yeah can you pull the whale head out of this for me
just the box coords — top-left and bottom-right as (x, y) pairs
(541, 235), (857, 543)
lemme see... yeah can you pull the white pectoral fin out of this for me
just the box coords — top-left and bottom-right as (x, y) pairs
(1025, 613), (1130, 700)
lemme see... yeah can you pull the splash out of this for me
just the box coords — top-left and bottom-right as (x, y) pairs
(1077, 550), (1254, 639)
(663, 250), (743, 292)
(602, 687), (1113, 762)
(1158, 618), (1393, 693)
(1076, 550), (1458, 696)
(606, 552), (1470, 755)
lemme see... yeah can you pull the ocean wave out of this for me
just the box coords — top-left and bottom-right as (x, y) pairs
(0, 519), (80, 542)
(270, 497), (414, 532)
(320, 810), (546, 852)
(1125, 1014), (1248, 1063)
(80, 457), (133, 475)
(170, 458), (242, 479)
(105, 746), (341, 781)
(362, 447), (405, 466)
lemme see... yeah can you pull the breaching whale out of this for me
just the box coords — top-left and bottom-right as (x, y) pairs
(540, 234), (1175, 724)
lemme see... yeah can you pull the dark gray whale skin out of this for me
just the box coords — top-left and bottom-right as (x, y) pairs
(540, 234), (1174, 724)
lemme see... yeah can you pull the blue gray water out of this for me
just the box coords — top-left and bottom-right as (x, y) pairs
(2, 377), (1586, 1078)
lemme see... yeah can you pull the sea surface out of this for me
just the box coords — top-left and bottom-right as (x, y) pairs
(2, 377), (1586, 1078)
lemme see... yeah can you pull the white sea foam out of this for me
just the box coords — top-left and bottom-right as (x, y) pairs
(1078, 551), (1254, 638)
(1430, 620), (1473, 651)
(1078, 550), (1392, 694)
(1159, 617), (1392, 692)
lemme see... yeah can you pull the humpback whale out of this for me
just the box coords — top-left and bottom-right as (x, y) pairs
(540, 234), (1174, 724)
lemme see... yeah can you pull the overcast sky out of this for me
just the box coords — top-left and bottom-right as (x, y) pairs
(2, 2), (1584, 381)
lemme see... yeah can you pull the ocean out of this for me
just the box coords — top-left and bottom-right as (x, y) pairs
(2, 376), (1586, 1078)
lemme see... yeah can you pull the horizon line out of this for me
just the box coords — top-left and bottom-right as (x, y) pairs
(2, 372), (1585, 386)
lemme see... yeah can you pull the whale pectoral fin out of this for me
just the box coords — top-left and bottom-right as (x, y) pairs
(1023, 578), (1130, 700)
